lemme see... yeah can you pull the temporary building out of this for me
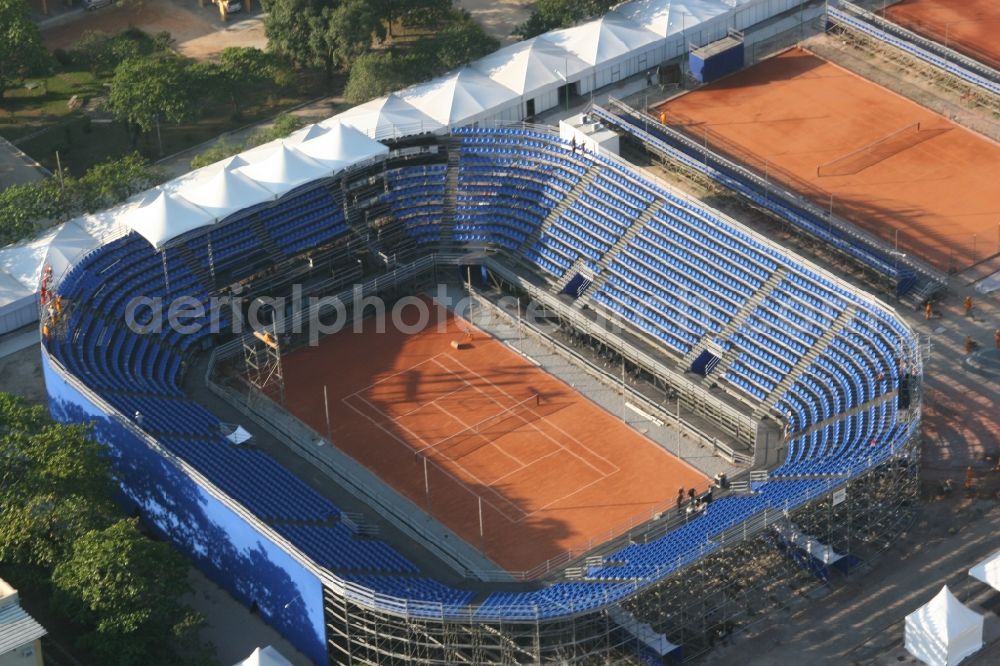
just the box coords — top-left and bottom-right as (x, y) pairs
(473, 38), (591, 117)
(0, 220), (101, 333)
(235, 143), (330, 196)
(539, 14), (662, 93)
(293, 121), (390, 172)
(399, 67), (521, 127)
(233, 645), (294, 666)
(119, 189), (215, 250)
(904, 586), (983, 666)
(333, 95), (443, 140)
(178, 163), (275, 222)
(0, 272), (34, 334)
(969, 549), (1000, 591)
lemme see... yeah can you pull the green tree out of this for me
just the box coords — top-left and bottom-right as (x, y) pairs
(73, 31), (143, 77)
(514, 0), (617, 39)
(106, 56), (199, 140)
(75, 152), (161, 212)
(343, 51), (418, 105)
(0, 0), (51, 98)
(0, 394), (115, 568)
(0, 153), (159, 244)
(418, 10), (500, 72)
(263, 0), (329, 69)
(52, 519), (204, 666)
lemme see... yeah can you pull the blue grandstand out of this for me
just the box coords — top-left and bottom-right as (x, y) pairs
(41, 125), (920, 665)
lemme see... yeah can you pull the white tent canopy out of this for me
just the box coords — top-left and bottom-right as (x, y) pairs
(612, 0), (740, 39)
(119, 189), (215, 250)
(905, 586), (983, 666)
(233, 645), (294, 666)
(474, 37), (590, 96)
(540, 14), (661, 67)
(969, 549), (1000, 590)
(178, 164), (275, 222)
(234, 143), (330, 196)
(294, 121), (389, 172)
(334, 94), (443, 139)
(399, 67), (521, 127)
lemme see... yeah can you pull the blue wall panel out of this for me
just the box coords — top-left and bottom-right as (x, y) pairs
(41, 349), (327, 665)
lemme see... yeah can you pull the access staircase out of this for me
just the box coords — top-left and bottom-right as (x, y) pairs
(756, 306), (856, 420)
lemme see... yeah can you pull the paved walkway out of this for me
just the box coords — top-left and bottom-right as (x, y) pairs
(0, 136), (47, 190)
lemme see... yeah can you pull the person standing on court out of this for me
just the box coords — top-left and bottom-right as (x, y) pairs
(964, 296), (974, 317)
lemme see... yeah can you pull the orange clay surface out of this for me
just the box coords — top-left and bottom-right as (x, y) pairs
(658, 48), (1000, 271)
(886, 0), (1000, 68)
(280, 301), (708, 574)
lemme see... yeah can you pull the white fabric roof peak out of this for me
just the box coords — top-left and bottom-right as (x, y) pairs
(399, 67), (520, 126)
(333, 94), (444, 139)
(119, 190), (214, 250)
(540, 14), (662, 67)
(473, 38), (590, 95)
(234, 143), (329, 196)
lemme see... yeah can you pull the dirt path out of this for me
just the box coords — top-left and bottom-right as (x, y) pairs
(42, 0), (265, 60)
(456, 0), (533, 45)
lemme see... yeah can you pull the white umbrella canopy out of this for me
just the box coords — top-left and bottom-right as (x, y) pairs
(969, 549), (1000, 591)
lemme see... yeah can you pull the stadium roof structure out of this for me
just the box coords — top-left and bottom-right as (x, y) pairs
(234, 144), (329, 197)
(904, 586), (983, 666)
(289, 121), (390, 171)
(120, 189), (215, 249)
(332, 94), (444, 140)
(473, 38), (591, 96)
(539, 13), (662, 67)
(398, 67), (521, 126)
(178, 162), (276, 222)
(612, 0), (752, 39)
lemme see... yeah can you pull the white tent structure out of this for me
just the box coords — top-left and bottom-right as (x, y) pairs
(235, 144), (330, 196)
(294, 121), (389, 172)
(0, 272), (34, 334)
(119, 189), (215, 250)
(905, 586), (983, 666)
(540, 14), (662, 93)
(473, 38), (591, 117)
(233, 645), (294, 666)
(178, 164), (275, 222)
(334, 94), (443, 140)
(399, 67), (521, 127)
(0, 220), (101, 333)
(969, 549), (1000, 591)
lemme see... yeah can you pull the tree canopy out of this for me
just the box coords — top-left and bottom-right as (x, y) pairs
(514, 0), (618, 39)
(0, 0), (51, 98)
(0, 393), (210, 665)
(106, 56), (199, 134)
(0, 153), (160, 245)
(52, 519), (201, 666)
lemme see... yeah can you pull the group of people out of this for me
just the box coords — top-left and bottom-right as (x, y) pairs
(925, 295), (1000, 353)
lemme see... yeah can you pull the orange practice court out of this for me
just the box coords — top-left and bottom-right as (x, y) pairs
(280, 302), (708, 574)
(658, 48), (1000, 272)
(886, 0), (1000, 69)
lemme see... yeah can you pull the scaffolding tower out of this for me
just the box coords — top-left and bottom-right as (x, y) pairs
(244, 328), (285, 405)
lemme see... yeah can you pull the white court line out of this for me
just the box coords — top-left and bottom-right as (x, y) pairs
(435, 354), (622, 477)
(427, 401), (526, 467)
(341, 392), (527, 522)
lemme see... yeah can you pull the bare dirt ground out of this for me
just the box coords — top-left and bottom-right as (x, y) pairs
(456, 0), (533, 44)
(42, 0), (265, 60)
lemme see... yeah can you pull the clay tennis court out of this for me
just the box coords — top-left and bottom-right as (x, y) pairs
(885, 0), (1000, 69)
(279, 300), (707, 574)
(657, 47), (1000, 272)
